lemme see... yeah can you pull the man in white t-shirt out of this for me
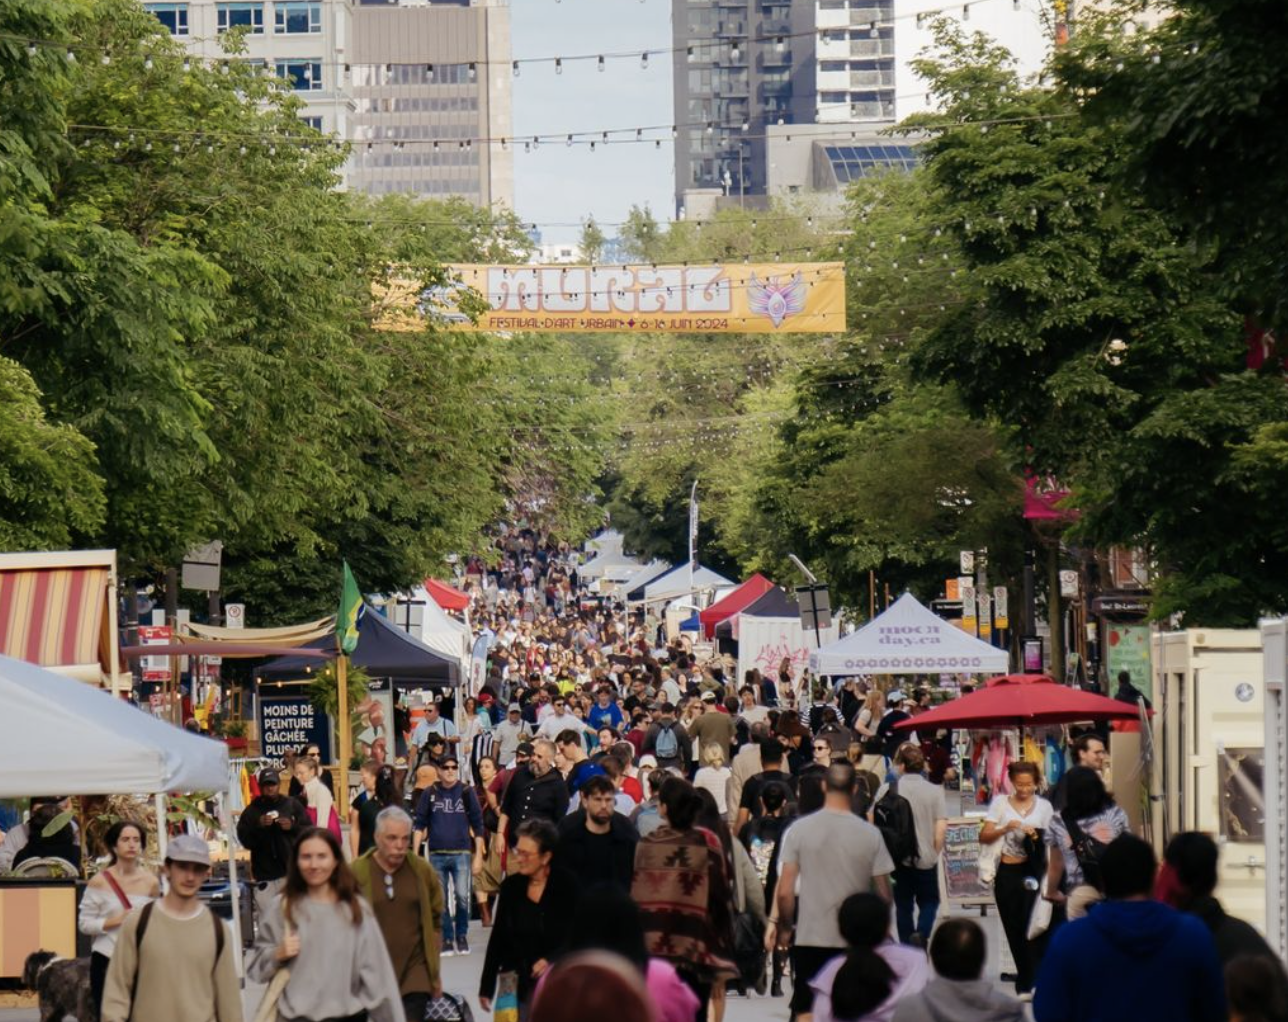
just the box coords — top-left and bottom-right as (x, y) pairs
(775, 761), (894, 1022)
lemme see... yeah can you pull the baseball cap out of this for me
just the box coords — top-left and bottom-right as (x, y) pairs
(701, 691), (717, 703)
(516, 741), (535, 756)
(508, 702), (522, 713)
(887, 690), (906, 703)
(257, 768), (281, 786)
(166, 834), (212, 867)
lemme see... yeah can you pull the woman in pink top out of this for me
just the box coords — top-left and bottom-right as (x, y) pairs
(810, 893), (930, 1022)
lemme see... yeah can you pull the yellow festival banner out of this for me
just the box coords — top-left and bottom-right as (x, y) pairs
(374, 262), (846, 334)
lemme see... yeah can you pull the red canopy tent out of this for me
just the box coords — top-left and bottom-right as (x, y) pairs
(894, 674), (1142, 730)
(424, 578), (470, 612)
(698, 573), (775, 639)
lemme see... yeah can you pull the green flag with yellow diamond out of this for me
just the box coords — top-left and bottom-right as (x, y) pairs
(337, 561), (362, 654)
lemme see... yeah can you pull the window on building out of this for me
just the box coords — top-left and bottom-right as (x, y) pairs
(300, 115), (324, 130)
(218, 3), (265, 32)
(146, 3), (189, 34)
(276, 59), (322, 90)
(820, 91), (848, 104)
(275, 2), (322, 33)
(819, 61), (847, 72)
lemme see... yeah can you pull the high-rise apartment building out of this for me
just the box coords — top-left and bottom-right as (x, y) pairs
(141, 0), (513, 208)
(671, 0), (815, 210)
(349, 1), (513, 204)
(673, 0), (1049, 214)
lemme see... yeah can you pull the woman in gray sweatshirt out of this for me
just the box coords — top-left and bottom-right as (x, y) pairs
(249, 826), (406, 1022)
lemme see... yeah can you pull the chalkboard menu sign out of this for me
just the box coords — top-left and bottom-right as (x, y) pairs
(939, 817), (993, 905)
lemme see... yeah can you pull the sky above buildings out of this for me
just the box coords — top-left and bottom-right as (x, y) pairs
(510, 0), (675, 243)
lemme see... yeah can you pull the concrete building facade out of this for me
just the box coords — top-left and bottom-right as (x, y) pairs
(142, 0), (513, 208)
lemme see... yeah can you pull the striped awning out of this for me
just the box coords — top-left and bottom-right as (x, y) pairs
(0, 566), (110, 676)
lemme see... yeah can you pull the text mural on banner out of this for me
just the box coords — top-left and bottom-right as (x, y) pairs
(374, 263), (847, 334)
(259, 695), (331, 767)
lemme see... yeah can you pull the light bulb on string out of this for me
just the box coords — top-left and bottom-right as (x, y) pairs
(144, 55), (153, 70)
(426, 64), (435, 80)
(65, 48), (76, 62)
(555, 58), (563, 74)
(597, 55), (605, 72)
(513, 60), (520, 77)
(641, 52), (649, 69)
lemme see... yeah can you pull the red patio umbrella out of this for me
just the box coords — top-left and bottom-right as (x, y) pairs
(893, 673), (1142, 730)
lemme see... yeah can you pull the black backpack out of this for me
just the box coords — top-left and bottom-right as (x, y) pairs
(1063, 812), (1111, 892)
(872, 780), (918, 868)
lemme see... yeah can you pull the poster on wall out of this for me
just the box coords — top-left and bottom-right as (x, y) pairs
(1107, 624), (1152, 700)
(258, 695), (331, 767)
(353, 678), (393, 767)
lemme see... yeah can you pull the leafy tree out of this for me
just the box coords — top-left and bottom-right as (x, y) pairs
(1062, 0), (1288, 322)
(578, 217), (606, 264)
(903, 22), (1288, 623)
(0, 357), (106, 549)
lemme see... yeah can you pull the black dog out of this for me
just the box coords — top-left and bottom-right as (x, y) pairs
(22, 950), (97, 1022)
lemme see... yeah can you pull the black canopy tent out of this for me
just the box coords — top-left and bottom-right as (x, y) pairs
(255, 605), (458, 688)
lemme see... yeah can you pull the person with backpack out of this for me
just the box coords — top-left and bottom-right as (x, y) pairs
(1042, 765), (1130, 920)
(643, 702), (691, 774)
(872, 744), (947, 946)
(1034, 835), (1225, 1022)
(775, 762), (894, 1022)
(101, 834), (242, 1022)
(875, 692), (913, 763)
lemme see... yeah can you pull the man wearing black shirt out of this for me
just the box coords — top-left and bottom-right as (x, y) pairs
(877, 691), (913, 759)
(736, 739), (798, 832)
(555, 775), (638, 891)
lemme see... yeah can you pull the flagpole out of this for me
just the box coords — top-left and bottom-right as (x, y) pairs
(336, 652), (352, 816)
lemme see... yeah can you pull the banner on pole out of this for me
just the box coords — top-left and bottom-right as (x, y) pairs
(374, 263), (847, 334)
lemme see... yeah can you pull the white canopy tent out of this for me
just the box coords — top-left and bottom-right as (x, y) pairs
(579, 553), (644, 581)
(0, 653), (228, 797)
(390, 586), (471, 675)
(809, 592), (1010, 676)
(0, 654), (242, 961)
(607, 559), (672, 599)
(585, 530), (627, 559)
(640, 565), (735, 604)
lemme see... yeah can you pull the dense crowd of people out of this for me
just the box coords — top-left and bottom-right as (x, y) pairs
(8, 527), (1288, 1022)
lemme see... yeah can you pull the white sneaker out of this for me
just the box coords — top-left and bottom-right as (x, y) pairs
(442, 946), (455, 958)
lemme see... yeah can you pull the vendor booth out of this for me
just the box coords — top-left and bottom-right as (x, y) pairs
(610, 559), (671, 601)
(0, 654), (229, 978)
(809, 592), (1010, 677)
(1152, 628), (1267, 938)
(630, 563), (734, 606)
(699, 573), (776, 640)
(0, 549), (125, 692)
(716, 586), (838, 693)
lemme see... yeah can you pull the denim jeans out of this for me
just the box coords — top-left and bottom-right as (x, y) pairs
(429, 851), (472, 943)
(894, 864), (941, 944)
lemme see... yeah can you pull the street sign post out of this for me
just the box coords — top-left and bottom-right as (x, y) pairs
(795, 584), (832, 649)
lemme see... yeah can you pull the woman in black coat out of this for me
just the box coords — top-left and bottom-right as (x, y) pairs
(479, 819), (578, 1014)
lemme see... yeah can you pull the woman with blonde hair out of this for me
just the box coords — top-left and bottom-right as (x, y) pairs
(694, 743), (733, 815)
(854, 689), (887, 775)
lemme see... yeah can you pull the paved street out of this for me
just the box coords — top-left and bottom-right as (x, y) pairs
(1, 909), (1034, 1022)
